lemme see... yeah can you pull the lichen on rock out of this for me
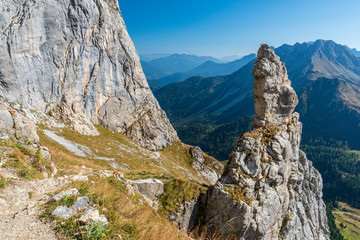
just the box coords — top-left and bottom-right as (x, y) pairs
(205, 44), (330, 240)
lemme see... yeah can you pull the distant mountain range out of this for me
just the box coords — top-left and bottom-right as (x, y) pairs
(149, 54), (256, 90)
(218, 55), (242, 62)
(154, 61), (255, 123)
(140, 54), (220, 81)
(140, 53), (172, 62)
(154, 39), (360, 151)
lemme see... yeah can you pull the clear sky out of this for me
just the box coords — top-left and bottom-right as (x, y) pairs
(118, 0), (360, 58)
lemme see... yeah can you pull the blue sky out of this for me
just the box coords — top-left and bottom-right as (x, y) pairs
(118, 0), (360, 57)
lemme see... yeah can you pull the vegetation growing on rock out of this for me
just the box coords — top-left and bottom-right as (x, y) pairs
(223, 184), (253, 205)
(158, 178), (207, 213)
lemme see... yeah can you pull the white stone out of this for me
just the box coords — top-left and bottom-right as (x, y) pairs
(71, 196), (89, 212)
(79, 208), (108, 225)
(51, 206), (73, 219)
(50, 188), (79, 202)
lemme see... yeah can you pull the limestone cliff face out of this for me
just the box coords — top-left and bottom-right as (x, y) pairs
(205, 45), (329, 239)
(0, 0), (177, 150)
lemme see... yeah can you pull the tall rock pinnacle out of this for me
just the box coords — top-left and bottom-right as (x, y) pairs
(0, 0), (177, 150)
(205, 44), (329, 239)
(253, 44), (298, 128)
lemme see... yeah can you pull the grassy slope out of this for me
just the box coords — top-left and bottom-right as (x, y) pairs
(38, 126), (221, 184)
(333, 202), (360, 240)
(36, 125), (222, 239)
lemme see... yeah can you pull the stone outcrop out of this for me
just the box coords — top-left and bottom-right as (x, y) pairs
(0, 0), (177, 150)
(205, 44), (329, 239)
(126, 179), (164, 209)
(49, 188), (80, 202)
(0, 100), (39, 143)
(168, 197), (200, 232)
(190, 146), (224, 185)
(79, 208), (108, 225)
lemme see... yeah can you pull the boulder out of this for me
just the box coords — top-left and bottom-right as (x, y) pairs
(39, 147), (52, 163)
(0, 101), (39, 143)
(169, 197), (200, 232)
(126, 179), (164, 209)
(79, 208), (108, 225)
(71, 196), (89, 212)
(51, 206), (73, 219)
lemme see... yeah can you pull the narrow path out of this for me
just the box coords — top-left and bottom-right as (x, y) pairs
(0, 172), (88, 240)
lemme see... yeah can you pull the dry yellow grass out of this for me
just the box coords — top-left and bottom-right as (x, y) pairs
(49, 176), (189, 240)
(1, 141), (49, 180)
(37, 129), (110, 175)
(36, 126), (223, 239)
(39, 126), (214, 184)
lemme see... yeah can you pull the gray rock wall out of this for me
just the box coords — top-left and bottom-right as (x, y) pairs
(0, 0), (177, 150)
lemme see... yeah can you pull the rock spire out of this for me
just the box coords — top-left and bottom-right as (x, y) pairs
(205, 44), (329, 239)
(253, 44), (298, 128)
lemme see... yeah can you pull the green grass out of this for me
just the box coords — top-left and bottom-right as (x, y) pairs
(0, 176), (6, 189)
(333, 202), (360, 240)
(158, 178), (207, 213)
(124, 170), (170, 180)
(60, 195), (77, 207)
(106, 176), (126, 193)
(85, 221), (108, 240)
(14, 143), (32, 156)
(349, 150), (360, 157)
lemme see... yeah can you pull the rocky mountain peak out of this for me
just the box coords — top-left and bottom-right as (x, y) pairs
(0, 0), (177, 150)
(205, 45), (329, 239)
(253, 44), (298, 128)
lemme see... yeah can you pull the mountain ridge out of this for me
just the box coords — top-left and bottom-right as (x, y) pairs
(141, 54), (220, 80)
(155, 39), (360, 119)
(149, 53), (256, 90)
